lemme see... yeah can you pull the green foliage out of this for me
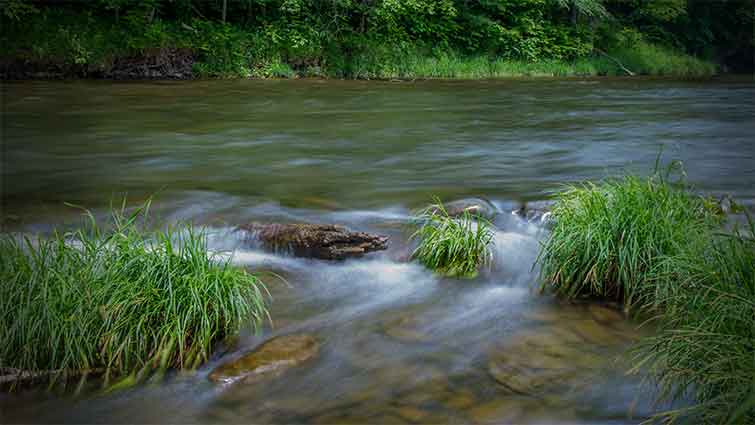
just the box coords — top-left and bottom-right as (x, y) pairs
(552, 0), (610, 19)
(187, 20), (254, 77)
(411, 200), (494, 278)
(0, 0), (735, 77)
(0, 202), (268, 386)
(538, 171), (720, 310)
(597, 27), (716, 76)
(633, 220), (755, 424)
(609, 39), (716, 76)
(684, 0), (754, 71)
(0, 0), (37, 20)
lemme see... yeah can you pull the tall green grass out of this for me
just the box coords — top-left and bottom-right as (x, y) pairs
(411, 200), (494, 278)
(609, 40), (717, 77)
(346, 49), (714, 80)
(347, 50), (611, 79)
(539, 169), (753, 423)
(0, 202), (268, 387)
(538, 173), (719, 310)
(633, 219), (755, 424)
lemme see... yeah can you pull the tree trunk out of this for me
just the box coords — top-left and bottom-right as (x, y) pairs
(570, 3), (578, 26)
(222, 0), (227, 22)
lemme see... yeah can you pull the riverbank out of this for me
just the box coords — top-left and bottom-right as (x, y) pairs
(0, 48), (718, 81)
(0, 11), (717, 80)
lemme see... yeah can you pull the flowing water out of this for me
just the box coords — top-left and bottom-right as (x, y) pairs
(1, 77), (754, 424)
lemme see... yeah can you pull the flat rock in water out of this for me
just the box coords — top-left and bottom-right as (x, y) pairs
(487, 329), (604, 395)
(238, 223), (388, 260)
(381, 314), (431, 343)
(209, 334), (319, 384)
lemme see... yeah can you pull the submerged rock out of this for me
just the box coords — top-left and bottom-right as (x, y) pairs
(381, 314), (431, 343)
(430, 198), (498, 220)
(395, 406), (429, 422)
(238, 223), (388, 260)
(588, 303), (625, 324)
(444, 388), (478, 410)
(209, 334), (320, 384)
(466, 398), (527, 424)
(486, 329), (605, 395)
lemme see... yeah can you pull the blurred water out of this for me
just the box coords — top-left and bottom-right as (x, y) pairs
(3, 78), (754, 226)
(2, 77), (752, 424)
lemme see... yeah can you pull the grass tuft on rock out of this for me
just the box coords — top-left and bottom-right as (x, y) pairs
(411, 200), (494, 278)
(0, 202), (268, 387)
(537, 173), (719, 310)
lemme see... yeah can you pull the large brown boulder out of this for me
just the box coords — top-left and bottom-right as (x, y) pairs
(238, 223), (388, 260)
(209, 334), (320, 384)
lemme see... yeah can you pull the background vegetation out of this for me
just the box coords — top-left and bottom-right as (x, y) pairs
(0, 203), (268, 387)
(1, 0), (749, 79)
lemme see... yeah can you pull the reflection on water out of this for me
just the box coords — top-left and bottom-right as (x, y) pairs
(2, 78), (752, 424)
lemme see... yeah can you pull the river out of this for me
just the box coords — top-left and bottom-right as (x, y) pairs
(1, 77), (753, 424)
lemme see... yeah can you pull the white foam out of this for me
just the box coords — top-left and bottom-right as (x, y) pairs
(305, 259), (437, 304)
(487, 230), (543, 288)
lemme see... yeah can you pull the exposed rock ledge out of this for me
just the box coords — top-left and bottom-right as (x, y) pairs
(238, 223), (388, 260)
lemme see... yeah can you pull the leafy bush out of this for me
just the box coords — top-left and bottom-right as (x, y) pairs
(0, 202), (268, 387)
(186, 20), (254, 78)
(411, 200), (494, 278)
(538, 172), (719, 310)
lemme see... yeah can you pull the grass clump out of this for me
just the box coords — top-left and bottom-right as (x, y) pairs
(538, 171), (719, 310)
(633, 220), (755, 424)
(411, 200), (494, 278)
(539, 165), (754, 423)
(0, 202), (268, 387)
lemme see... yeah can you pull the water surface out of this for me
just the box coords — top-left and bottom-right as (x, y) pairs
(1, 78), (753, 424)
